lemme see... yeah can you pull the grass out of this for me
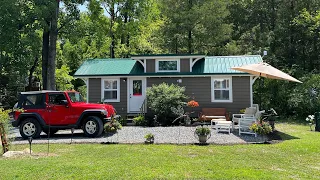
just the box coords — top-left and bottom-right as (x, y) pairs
(1, 123), (320, 179)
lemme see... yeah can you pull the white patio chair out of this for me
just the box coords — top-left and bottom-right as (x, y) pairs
(232, 107), (256, 130)
(239, 115), (257, 137)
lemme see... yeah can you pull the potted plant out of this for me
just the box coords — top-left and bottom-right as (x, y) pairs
(249, 121), (272, 142)
(144, 133), (154, 144)
(195, 126), (211, 144)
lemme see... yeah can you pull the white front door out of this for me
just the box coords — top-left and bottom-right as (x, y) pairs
(128, 78), (146, 112)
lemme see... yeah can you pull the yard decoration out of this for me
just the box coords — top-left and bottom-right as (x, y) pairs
(194, 126), (211, 144)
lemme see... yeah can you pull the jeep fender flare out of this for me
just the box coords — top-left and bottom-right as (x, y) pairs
(14, 113), (46, 127)
(76, 109), (107, 127)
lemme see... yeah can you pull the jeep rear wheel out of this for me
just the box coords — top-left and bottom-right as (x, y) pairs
(82, 116), (103, 137)
(19, 118), (42, 139)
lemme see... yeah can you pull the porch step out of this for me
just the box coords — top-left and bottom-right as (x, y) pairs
(126, 118), (135, 126)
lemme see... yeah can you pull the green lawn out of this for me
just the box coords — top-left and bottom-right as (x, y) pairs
(1, 123), (320, 179)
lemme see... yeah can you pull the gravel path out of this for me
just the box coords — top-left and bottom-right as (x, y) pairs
(11, 126), (265, 145)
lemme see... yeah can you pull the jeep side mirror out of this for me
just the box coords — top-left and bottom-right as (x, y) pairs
(61, 100), (69, 107)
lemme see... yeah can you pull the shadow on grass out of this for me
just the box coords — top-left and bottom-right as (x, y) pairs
(271, 130), (299, 141)
(230, 129), (299, 144)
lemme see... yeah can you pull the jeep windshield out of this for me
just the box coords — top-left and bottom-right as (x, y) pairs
(68, 92), (85, 103)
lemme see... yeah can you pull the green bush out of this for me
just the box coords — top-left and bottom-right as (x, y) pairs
(288, 74), (320, 119)
(133, 115), (146, 126)
(146, 83), (188, 125)
(0, 108), (11, 153)
(104, 117), (122, 133)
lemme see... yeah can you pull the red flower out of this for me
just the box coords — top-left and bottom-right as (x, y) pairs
(187, 100), (199, 107)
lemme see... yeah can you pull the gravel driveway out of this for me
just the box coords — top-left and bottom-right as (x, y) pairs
(11, 126), (265, 145)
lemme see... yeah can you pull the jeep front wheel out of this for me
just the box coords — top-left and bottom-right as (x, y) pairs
(82, 116), (103, 137)
(19, 118), (42, 139)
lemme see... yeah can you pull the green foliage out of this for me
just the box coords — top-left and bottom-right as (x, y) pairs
(144, 133), (154, 142)
(133, 115), (146, 126)
(0, 108), (11, 152)
(0, 108), (10, 133)
(104, 117), (122, 133)
(117, 117), (127, 126)
(195, 126), (211, 136)
(249, 121), (272, 135)
(55, 65), (74, 91)
(77, 85), (87, 102)
(288, 74), (320, 118)
(146, 83), (188, 125)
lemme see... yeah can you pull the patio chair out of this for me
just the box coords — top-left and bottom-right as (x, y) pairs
(232, 104), (265, 130)
(238, 115), (257, 137)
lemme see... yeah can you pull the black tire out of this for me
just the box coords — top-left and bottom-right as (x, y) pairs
(43, 129), (59, 136)
(19, 118), (42, 139)
(82, 116), (103, 138)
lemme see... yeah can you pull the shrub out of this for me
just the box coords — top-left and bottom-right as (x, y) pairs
(133, 115), (146, 126)
(0, 108), (11, 153)
(118, 117), (127, 126)
(104, 117), (122, 133)
(144, 133), (154, 143)
(147, 83), (188, 125)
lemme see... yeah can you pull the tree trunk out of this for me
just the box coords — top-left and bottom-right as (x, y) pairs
(47, 0), (60, 90)
(27, 56), (39, 91)
(110, 3), (115, 58)
(188, 0), (193, 54)
(42, 30), (49, 90)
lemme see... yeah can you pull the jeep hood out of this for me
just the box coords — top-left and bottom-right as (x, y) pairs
(73, 103), (116, 116)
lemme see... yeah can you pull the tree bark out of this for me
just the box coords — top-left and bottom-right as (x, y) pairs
(27, 56), (39, 91)
(188, 0), (193, 54)
(42, 30), (49, 90)
(110, 2), (115, 58)
(47, 0), (60, 90)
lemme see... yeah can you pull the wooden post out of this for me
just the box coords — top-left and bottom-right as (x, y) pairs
(0, 123), (9, 153)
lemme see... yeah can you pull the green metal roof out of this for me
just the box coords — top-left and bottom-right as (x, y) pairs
(74, 59), (144, 76)
(74, 55), (262, 77)
(193, 55), (262, 74)
(131, 54), (205, 57)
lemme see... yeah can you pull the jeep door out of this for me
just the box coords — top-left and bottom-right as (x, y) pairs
(46, 93), (71, 125)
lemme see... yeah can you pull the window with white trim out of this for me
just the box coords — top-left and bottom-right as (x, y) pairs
(156, 59), (180, 72)
(211, 77), (232, 102)
(102, 79), (120, 102)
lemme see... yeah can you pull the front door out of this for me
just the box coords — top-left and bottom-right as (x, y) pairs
(129, 78), (146, 112)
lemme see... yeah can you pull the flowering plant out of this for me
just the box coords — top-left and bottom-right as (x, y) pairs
(306, 115), (315, 124)
(249, 121), (272, 135)
(306, 115), (315, 131)
(187, 100), (199, 107)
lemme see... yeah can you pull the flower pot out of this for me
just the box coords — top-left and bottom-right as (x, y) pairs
(198, 135), (208, 144)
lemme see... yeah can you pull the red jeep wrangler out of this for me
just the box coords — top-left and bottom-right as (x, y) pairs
(12, 91), (116, 139)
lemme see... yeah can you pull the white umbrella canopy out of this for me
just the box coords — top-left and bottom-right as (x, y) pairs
(231, 62), (302, 83)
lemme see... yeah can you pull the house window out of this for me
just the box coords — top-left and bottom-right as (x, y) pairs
(156, 60), (180, 72)
(211, 77), (232, 102)
(102, 79), (120, 102)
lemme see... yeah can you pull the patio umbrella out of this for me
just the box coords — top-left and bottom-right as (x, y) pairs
(231, 62), (302, 83)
